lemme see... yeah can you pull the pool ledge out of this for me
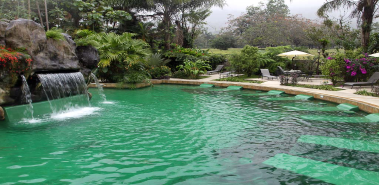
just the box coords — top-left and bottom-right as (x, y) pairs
(150, 79), (379, 114)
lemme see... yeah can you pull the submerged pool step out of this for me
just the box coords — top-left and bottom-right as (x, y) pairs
(227, 86), (243, 90)
(243, 90), (285, 96)
(285, 103), (359, 112)
(265, 94), (313, 101)
(298, 135), (379, 153)
(301, 113), (379, 123)
(199, 83), (215, 88)
(263, 153), (379, 185)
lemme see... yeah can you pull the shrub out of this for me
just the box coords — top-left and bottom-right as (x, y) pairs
(46, 28), (64, 41)
(176, 60), (211, 79)
(149, 66), (171, 79)
(229, 45), (273, 77)
(75, 32), (151, 82)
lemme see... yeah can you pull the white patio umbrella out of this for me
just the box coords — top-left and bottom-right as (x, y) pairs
(277, 50), (314, 70)
(277, 50), (314, 57)
(369, 53), (379, 57)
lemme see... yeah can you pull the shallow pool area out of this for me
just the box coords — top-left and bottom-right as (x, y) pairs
(1, 84), (379, 184)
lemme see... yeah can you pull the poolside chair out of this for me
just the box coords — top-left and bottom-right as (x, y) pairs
(343, 72), (379, 89)
(207, 65), (224, 75)
(277, 66), (290, 75)
(260, 69), (277, 80)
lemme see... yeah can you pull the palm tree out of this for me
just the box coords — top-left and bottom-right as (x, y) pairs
(317, 0), (379, 52)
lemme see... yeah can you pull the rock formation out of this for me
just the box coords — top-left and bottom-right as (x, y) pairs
(0, 19), (99, 108)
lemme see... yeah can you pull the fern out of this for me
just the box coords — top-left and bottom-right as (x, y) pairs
(46, 28), (64, 41)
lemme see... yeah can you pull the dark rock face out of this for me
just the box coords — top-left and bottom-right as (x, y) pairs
(0, 106), (4, 121)
(4, 19), (80, 72)
(0, 21), (8, 46)
(76, 46), (100, 76)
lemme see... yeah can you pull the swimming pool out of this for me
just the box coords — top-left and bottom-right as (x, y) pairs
(1, 85), (379, 184)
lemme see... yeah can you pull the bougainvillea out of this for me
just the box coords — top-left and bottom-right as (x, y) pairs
(0, 45), (32, 74)
(324, 52), (378, 83)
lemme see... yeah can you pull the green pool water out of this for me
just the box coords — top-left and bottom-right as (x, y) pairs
(1, 84), (379, 184)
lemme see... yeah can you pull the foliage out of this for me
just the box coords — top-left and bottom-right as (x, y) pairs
(163, 44), (215, 70)
(148, 66), (171, 79)
(0, 46), (32, 74)
(46, 28), (64, 40)
(263, 46), (292, 72)
(368, 33), (379, 54)
(0, 45), (33, 87)
(211, 33), (236, 50)
(73, 0), (131, 32)
(175, 60), (211, 79)
(214, 75), (263, 84)
(323, 51), (379, 84)
(221, 0), (315, 48)
(145, 53), (170, 67)
(203, 54), (227, 69)
(355, 89), (378, 97)
(285, 84), (342, 91)
(122, 63), (151, 84)
(321, 53), (345, 86)
(75, 29), (94, 39)
(317, 0), (379, 51)
(75, 32), (151, 82)
(229, 45), (273, 77)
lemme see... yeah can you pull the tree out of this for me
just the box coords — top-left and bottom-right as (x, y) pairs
(211, 33), (236, 50)
(44, 0), (49, 30)
(317, 0), (379, 51)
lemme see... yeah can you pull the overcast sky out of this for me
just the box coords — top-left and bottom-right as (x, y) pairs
(205, 0), (353, 32)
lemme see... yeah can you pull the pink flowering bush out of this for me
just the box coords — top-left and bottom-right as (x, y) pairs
(322, 51), (379, 84)
(342, 52), (377, 82)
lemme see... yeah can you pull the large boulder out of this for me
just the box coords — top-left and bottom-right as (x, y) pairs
(4, 19), (80, 72)
(5, 19), (46, 56)
(0, 21), (9, 46)
(76, 46), (100, 76)
(0, 87), (14, 105)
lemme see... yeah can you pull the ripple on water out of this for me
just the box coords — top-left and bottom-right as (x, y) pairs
(0, 86), (378, 184)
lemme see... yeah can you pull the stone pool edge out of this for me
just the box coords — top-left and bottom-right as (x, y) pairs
(90, 79), (379, 114)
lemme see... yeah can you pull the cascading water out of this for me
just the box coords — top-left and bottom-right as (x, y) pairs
(90, 73), (107, 102)
(21, 75), (34, 120)
(37, 72), (91, 114)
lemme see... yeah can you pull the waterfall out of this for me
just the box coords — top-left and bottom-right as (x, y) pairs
(38, 72), (90, 114)
(90, 73), (107, 102)
(21, 75), (34, 119)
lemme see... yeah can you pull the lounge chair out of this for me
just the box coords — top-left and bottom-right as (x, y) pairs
(277, 66), (290, 75)
(207, 65), (224, 75)
(260, 69), (277, 80)
(343, 72), (379, 89)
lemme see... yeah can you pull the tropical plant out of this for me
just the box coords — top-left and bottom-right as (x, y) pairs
(321, 53), (346, 86)
(175, 60), (211, 79)
(229, 45), (273, 77)
(317, 0), (379, 51)
(149, 66), (171, 79)
(46, 28), (64, 40)
(145, 53), (170, 67)
(75, 32), (151, 82)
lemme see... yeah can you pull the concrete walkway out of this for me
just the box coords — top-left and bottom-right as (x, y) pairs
(152, 74), (379, 113)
